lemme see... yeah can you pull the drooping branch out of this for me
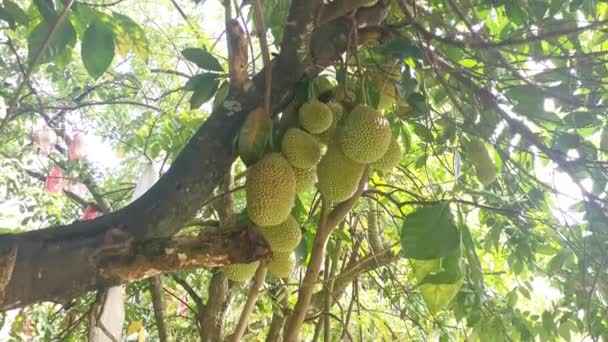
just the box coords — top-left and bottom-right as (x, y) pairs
(283, 168), (370, 341)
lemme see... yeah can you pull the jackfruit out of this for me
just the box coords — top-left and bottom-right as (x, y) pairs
(339, 105), (392, 163)
(299, 100), (333, 134)
(268, 251), (296, 278)
(317, 146), (365, 203)
(223, 261), (260, 282)
(246, 153), (296, 226)
(281, 128), (323, 169)
(371, 136), (402, 171)
(317, 102), (344, 145)
(463, 139), (496, 186)
(294, 166), (317, 193)
(259, 215), (302, 253)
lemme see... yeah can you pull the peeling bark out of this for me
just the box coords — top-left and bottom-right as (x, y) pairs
(0, 227), (269, 311)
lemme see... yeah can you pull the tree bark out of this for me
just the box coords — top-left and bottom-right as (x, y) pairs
(0, 226), (269, 311)
(149, 276), (170, 342)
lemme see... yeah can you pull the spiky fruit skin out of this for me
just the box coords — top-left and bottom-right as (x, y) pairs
(339, 105), (392, 163)
(464, 139), (496, 186)
(317, 146), (365, 203)
(317, 102), (344, 145)
(223, 261), (260, 282)
(281, 128), (323, 169)
(259, 215), (302, 253)
(294, 167), (317, 193)
(299, 100), (333, 134)
(268, 251), (296, 278)
(371, 136), (402, 171)
(246, 153), (296, 226)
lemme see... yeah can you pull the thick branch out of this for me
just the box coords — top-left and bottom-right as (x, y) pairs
(0, 226), (269, 311)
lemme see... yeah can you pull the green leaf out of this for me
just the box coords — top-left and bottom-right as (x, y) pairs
(414, 258), (465, 314)
(461, 224), (484, 293)
(184, 73), (219, 91)
(33, 0), (56, 22)
(238, 107), (272, 166)
(374, 37), (423, 60)
(0, 0), (28, 29)
(182, 48), (224, 72)
(212, 81), (229, 111)
(189, 74), (220, 109)
(27, 19), (76, 65)
(562, 111), (599, 128)
(400, 203), (460, 260)
(506, 85), (544, 116)
(81, 20), (115, 79)
(112, 12), (149, 63)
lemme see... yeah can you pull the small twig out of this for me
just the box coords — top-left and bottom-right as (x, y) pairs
(2, 0), (77, 133)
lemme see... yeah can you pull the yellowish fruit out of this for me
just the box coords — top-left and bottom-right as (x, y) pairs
(317, 146), (365, 203)
(317, 102), (344, 145)
(294, 166), (317, 193)
(223, 261), (260, 282)
(339, 105), (391, 163)
(371, 136), (402, 172)
(281, 128), (324, 169)
(268, 251), (296, 278)
(464, 139), (497, 186)
(299, 100), (333, 134)
(259, 215), (302, 253)
(246, 153), (296, 226)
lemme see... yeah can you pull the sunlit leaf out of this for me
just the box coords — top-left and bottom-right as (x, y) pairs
(401, 203), (460, 260)
(81, 20), (115, 79)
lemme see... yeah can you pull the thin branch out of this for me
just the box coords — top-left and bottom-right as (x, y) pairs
(252, 0), (272, 116)
(229, 265), (268, 341)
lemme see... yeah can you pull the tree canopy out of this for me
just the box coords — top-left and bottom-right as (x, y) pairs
(0, 0), (607, 341)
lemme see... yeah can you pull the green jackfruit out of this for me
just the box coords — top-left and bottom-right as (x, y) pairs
(223, 261), (260, 282)
(339, 105), (391, 163)
(268, 251), (296, 278)
(317, 145), (365, 203)
(259, 215), (302, 253)
(246, 153), (296, 226)
(294, 166), (317, 193)
(281, 128), (324, 169)
(317, 102), (344, 145)
(299, 100), (333, 134)
(371, 136), (402, 172)
(463, 138), (496, 186)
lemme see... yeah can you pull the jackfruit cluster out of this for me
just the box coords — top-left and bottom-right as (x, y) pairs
(259, 215), (302, 253)
(299, 100), (333, 134)
(267, 251), (296, 278)
(223, 261), (260, 282)
(246, 153), (296, 226)
(281, 128), (323, 169)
